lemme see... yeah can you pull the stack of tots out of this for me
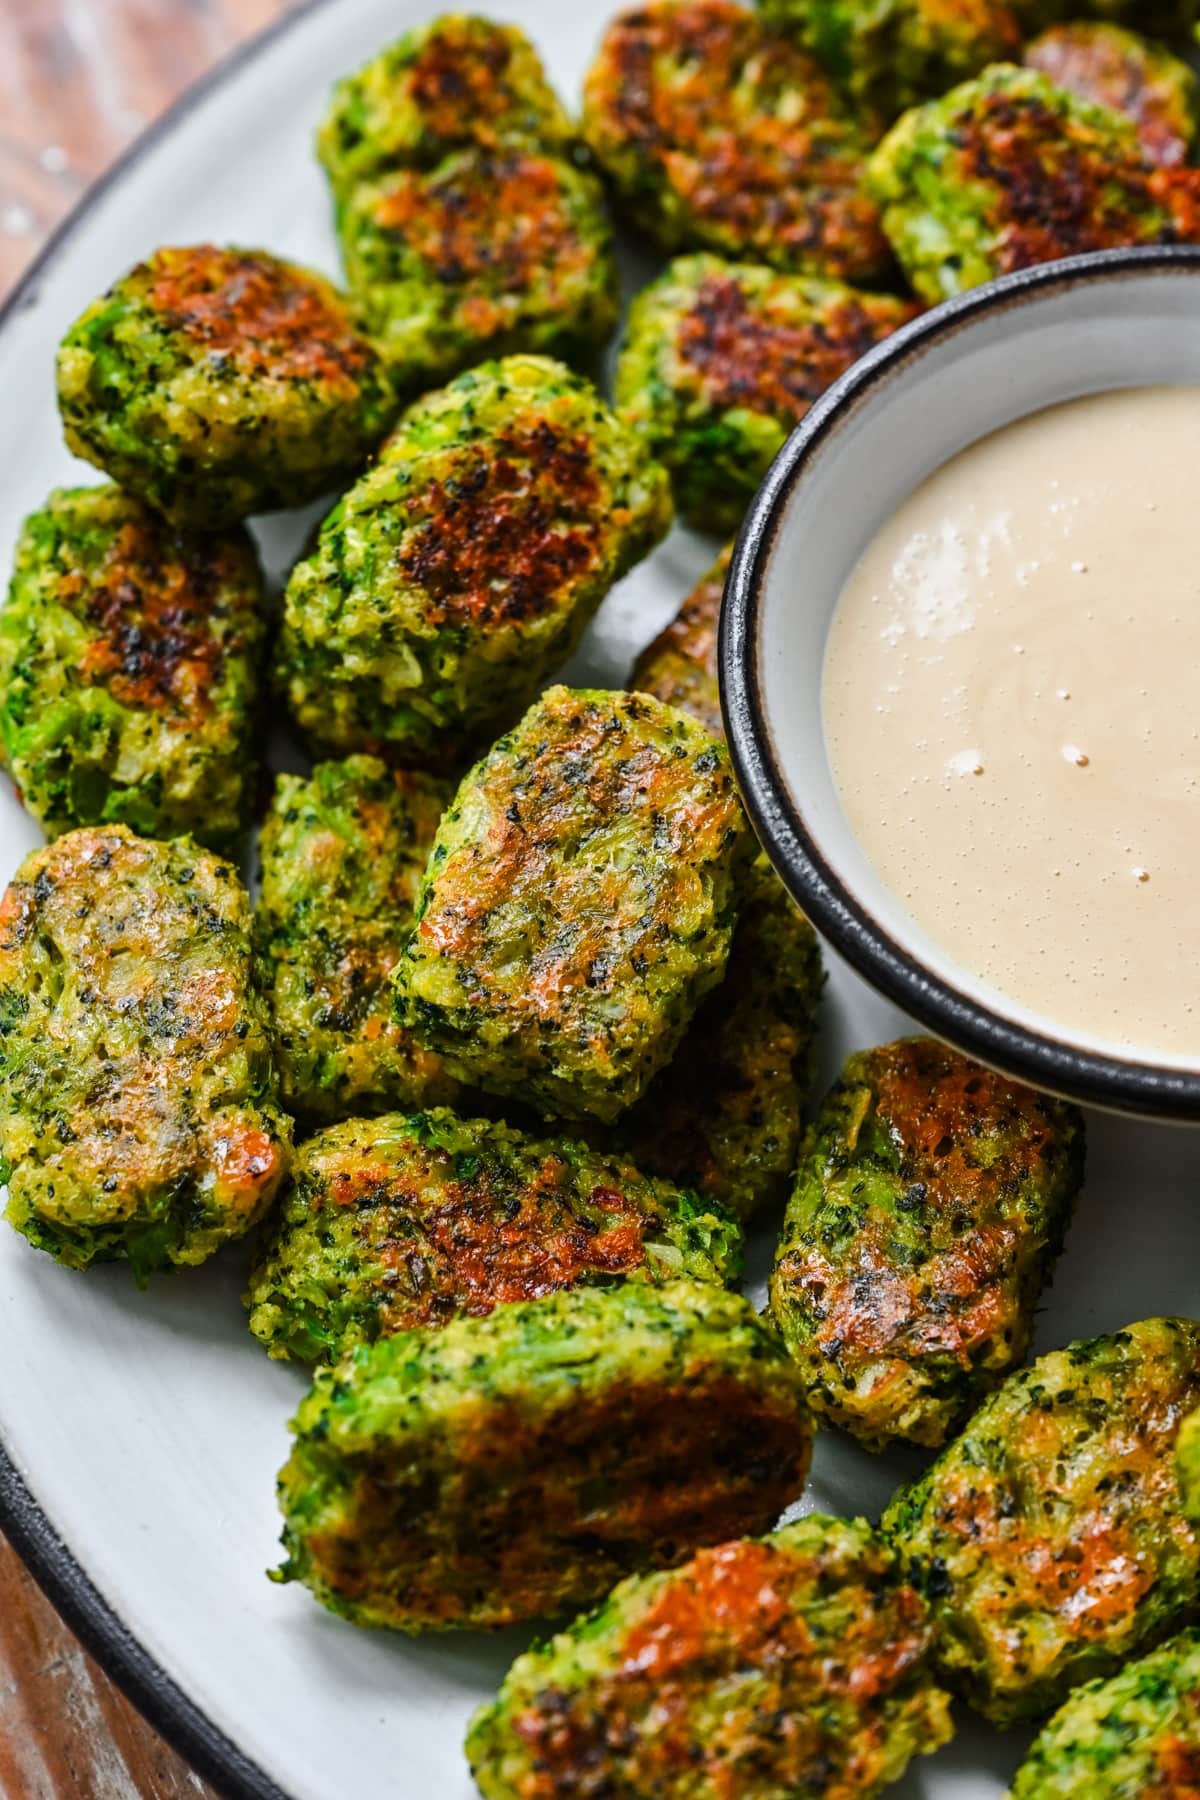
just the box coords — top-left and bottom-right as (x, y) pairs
(4, 4), (1200, 1794)
(318, 16), (620, 390)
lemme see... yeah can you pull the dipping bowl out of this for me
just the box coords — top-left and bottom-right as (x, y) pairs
(722, 246), (1200, 1121)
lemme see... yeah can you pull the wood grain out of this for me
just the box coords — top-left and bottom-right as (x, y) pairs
(0, 10), (309, 1794)
(0, 1547), (213, 1797)
(0, 0), (297, 293)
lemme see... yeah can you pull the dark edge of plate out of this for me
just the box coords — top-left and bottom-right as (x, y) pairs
(0, 6), (339, 1797)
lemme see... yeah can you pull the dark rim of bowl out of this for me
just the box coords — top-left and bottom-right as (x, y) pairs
(722, 244), (1200, 1124)
(0, 6), (335, 1796)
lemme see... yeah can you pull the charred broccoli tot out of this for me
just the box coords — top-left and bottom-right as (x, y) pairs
(245, 1108), (743, 1362)
(1009, 1628), (1200, 1800)
(254, 757), (459, 1122)
(338, 150), (618, 394)
(467, 1515), (954, 1799)
(57, 246), (393, 528)
(631, 544), (729, 741)
(614, 855), (823, 1222)
(320, 19), (614, 391)
(629, 561), (827, 1216)
(757, 0), (1022, 129)
(0, 484), (264, 853)
(274, 1278), (813, 1632)
(1024, 23), (1198, 168)
(630, 589), (825, 1218)
(337, 149), (619, 393)
(868, 65), (1200, 305)
(884, 1317), (1200, 1723)
(275, 357), (671, 764)
(770, 1037), (1084, 1448)
(616, 253), (917, 531)
(317, 14), (575, 200)
(0, 826), (290, 1277)
(582, 0), (891, 283)
(393, 686), (752, 1124)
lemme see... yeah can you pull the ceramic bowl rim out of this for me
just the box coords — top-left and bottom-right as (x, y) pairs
(721, 243), (1200, 1123)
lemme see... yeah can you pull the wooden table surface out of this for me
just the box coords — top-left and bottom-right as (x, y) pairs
(1, 8), (304, 1794)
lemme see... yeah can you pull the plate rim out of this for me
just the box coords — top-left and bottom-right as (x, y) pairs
(0, 4), (339, 1794)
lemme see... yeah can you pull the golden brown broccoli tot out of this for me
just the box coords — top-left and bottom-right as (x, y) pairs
(770, 1037), (1084, 1447)
(1024, 22), (1198, 167)
(583, 0), (891, 283)
(393, 686), (752, 1124)
(467, 1515), (954, 1799)
(758, 0), (1022, 129)
(616, 254), (917, 531)
(885, 1317), (1200, 1723)
(0, 484), (264, 852)
(0, 826), (291, 1277)
(317, 14), (576, 198)
(275, 1279), (813, 1632)
(254, 757), (459, 1122)
(57, 246), (393, 528)
(275, 358), (671, 764)
(245, 1107), (743, 1361)
(868, 65), (1200, 304)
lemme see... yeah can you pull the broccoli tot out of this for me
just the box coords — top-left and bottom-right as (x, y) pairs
(56, 246), (393, 529)
(339, 150), (619, 394)
(630, 592), (826, 1218)
(868, 65), (1200, 306)
(616, 855), (823, 1222)
(255, 757), (458, 1123)
(631, 544), (730, 740)
(467, 1515), (954, 1800)
(582, 0), (891, 284)
(0, 485), (264, 853)
(884, 1317), (1200, 1723)
(393, 686), (752, 1124)
(274, 1278), (813, 1633)
(1179, 1407), (1200, 1524)
(316, 14), (576, 200)
(275, 357), (672, 764)
(758, 0), (1022, 129)
(0, 826), (290, 1277)
(616, 254), (917, 532)
(770, 1037), (1084, 1448)
(245, 1108), (743, 1362)
(318, 18), (613, 390)
(1009, 1628), (1200, 1800)
(1024, 23), (1198, 168)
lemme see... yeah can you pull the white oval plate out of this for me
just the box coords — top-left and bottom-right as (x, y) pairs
(1, 5), (1199, 1797)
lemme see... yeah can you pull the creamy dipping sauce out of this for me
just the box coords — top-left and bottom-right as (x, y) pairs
(824, 386), (1200, 1064)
